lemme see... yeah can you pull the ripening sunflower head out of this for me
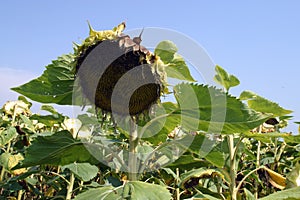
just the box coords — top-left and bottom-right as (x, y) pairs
(74, 22), (166, 116)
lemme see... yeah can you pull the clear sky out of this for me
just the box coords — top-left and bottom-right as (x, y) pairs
(1, 1), (299, 133)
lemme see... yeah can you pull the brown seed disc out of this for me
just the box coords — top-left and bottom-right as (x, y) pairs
(75, 36), (162, 115)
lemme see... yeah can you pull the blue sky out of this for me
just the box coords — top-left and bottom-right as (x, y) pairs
(1, 1), (299, 132)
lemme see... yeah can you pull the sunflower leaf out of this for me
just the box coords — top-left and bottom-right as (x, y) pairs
(74, 181), (172, 200)
(62, 162), (99, 182)
(13, 130), (100, 169)
(139, 102), (180, 145)
(259, 187), (300, 200)
(214, 65), (240, 91)
(172, 83), (270, 133)
(155, 40), (195, 82)
(0, 127), (17, 147)
(240, 90), (292, 117)
(11, 54), (75, 105)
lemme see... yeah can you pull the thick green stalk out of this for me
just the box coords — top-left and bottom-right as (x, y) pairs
(228, 135), (238, 200)
(0, 142), (10, 181)
(255, 125), (262, 199)
(275, 142), (287, 164)
(176, 168), (180, 200)
(65, 129), (78, 200)
(17, 190), (23, 200)
(66, 173), (75, 200)
(0, 167), (5, 182)
(129, 117), (138, 181)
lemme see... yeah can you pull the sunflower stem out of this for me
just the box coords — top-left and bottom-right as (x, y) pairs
(255, 125), (263, 199)
(66, 129), (77, 200)
(0, 142), (10, 181)
(66, 173), (75, 200)
(129, 117), (138, 181)
(228, 135), (238, 200)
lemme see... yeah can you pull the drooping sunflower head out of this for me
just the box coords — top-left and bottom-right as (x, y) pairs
(74, 22), (166, 116)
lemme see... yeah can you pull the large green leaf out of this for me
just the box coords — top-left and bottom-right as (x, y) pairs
(243, 132), (292, 143)
(74, 186), (120, 200)
(284, 135), (300, 144)
(75, 181), (172, 200)
(30, 113), (65, 127)
(155, 40), (195, 82)
(172, 83), (270, 133)
(286, 162), (300, 188)
(11, 54), (75, 105)
(166, 155), (207, 170)
(115, 102), (180, 145)
(165, 54), (196, 82)
(128, 181), (172, 200)
(204, 150), (226, 168)
(62, 162), (98, 182)
(14, 130), (100, 168)
(188, 134), (226, 168)
(243, 132), (300, 144)
(139, 102), (180, 145)
(240, 90), (292, 117)
(259, 187), (300, 200)
(0, 126), (17, 147)
(214, 65), (240, 91)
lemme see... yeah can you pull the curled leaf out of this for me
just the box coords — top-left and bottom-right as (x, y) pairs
(264, 166), (286, 190)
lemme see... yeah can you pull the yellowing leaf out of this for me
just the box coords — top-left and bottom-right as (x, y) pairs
(0, 127), (17, 147)
(264, 166), (286, 190)
(45, 187), (56, 197)
(12, 168), (27, 176)
(0, 152), (27, 175)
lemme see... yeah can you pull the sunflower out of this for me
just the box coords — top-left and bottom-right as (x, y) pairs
(74, 22), (166, 116)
